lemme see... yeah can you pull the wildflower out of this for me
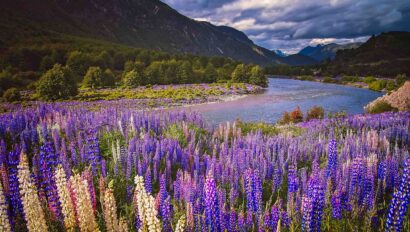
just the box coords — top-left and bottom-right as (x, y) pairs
(102, 180), (122, 232)
(175, 215), (186, 232)
(54, 165), (76, 231)
(134, 175), (161, 232)
(204, 172), (221, 232)
(0, 181), (11, 232)
(70, 173), (99, 232)
(18, 152), (48, 232)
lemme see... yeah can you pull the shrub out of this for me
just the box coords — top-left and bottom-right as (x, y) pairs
(367, 100), (398, 114)
(36, 64), (78, 100)
(231, 64), (248, 83)
(83, 67), (104, 89)
(279, 111), (292, 124)
(123, 70), (144, 87)
(290, 106), (304, 123)
(103, 69), (116, 87)
(249, 65), (268, 87)
(3, 88), (21, 102)
(364, 76), (376, 84)
(368, 79), (387, 91)
(323, 77), (334, 83)
(306, 106), (324, 121)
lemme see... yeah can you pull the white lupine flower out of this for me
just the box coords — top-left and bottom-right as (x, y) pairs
(175, 215), (186, 232)
(18, 152), (48, 232)
(70, 174), (100, 232)
(134, 176), (161, 232)
(54, 165), (76, 231)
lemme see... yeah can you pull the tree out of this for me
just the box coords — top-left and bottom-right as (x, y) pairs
(36, 64), (78, 100)
(231, 64), (248, 83)
(123, 70), (144, 87)
(203, 63), (217, 83)
(66, 51), (93, 78)
(83, 67), (104, 89)
(103, 69), (116, 87)
(249, 65), (268, 87)
(177, 61), (193, 84)
(94, 51), (113, 69)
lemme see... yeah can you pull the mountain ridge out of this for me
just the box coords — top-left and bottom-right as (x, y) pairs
(0, 0), (285, 65)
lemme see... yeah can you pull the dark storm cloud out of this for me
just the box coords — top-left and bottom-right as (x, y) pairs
(162, 0), (410, 53)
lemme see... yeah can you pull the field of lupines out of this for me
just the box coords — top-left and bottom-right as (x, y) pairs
(0, 102), (409, 232)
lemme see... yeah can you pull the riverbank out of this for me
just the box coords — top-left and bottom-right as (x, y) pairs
(0, 83), (263, 113)
(269, 74), (406, 92)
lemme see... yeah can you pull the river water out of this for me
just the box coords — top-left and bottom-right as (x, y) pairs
(182, 78), (383, 124)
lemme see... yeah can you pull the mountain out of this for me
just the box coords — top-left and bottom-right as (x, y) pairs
(299, 43), (362, 62)
(0, 0), (284, 66)
(273, 50), (287, 57)
(280, 54), (318, 66)
(323, 31), (410, 76)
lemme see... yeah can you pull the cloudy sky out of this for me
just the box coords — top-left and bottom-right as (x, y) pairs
(162, 0), (410, 54)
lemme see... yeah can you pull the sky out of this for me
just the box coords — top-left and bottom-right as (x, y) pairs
(162, 0), (410, 54)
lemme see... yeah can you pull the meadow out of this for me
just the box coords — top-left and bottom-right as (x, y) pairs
(0, 101), (409, 231)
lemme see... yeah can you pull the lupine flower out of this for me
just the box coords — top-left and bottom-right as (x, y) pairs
(175, 215), (186, 232)
(134, 175), (162, 232)
(0, 181), (11, 232)
(70, 173), (99, 232)
(204, 172), (221, 232)
(102, 180), (121, 232)
(54, 165), (76, 231)
(326, 139), (337, 179)
(18, 152), (48, 232)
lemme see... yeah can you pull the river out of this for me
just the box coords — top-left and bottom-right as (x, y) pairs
(181, 78), (383, 124)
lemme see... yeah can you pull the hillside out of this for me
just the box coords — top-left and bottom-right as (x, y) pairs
(323, 32), (410, 76)
(365, 81), (410, 111)
(299, 43), (362, 62)
(0, 0), (282, 65)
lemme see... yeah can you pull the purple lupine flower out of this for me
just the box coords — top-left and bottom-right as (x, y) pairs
(385, 158), (410, 232)
(331, 191), (342, 220)
(204, 173), (221, 232)
(326, 139), (337, 179)
(288, 164), (298, 193)
(229, 209), (237, 232)
(161, 197), (172, 232)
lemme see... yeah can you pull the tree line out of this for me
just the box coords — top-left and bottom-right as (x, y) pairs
(0, 46), (267, 101)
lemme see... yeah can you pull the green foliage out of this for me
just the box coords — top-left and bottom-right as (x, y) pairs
(368, 79), (387, 91)
(3, 88), (21, 102)
(341, 75), (360, 83)
(203, 63), (217, 83)
(395, 73), (407, 87)
(323, 77), (336, 83)
(236, 120), (279, 136)
(36, 64), (78, 100)
(364, 76), (376, 84)
(231, 64), (248, 83)
(366, 100), (398, 114)
(83, 67), (104, 89)
(103, 69), (116, 87)
(123, 70), (144, 87)
(66, 51), (93, 78)
(249, 65), (267, 87)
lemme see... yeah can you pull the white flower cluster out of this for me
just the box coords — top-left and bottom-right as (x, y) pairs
(175, 215), (186, 232)
(102, 181), (128, 232)
(70, 173), (100, 232)
(17, 152), (48, 232)
(134, 175), (161, 232)
(54, 165), (76, 231)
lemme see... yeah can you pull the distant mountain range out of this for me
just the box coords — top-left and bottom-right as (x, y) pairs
(0, 0), (288, 66)
(298, 43), (362, 62)
(323, 31), (410, 76)
(273, 50), (287, 57)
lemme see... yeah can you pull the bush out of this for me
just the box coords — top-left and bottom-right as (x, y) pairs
(231, 64), (248, 83)
(323, 77), (335, 83)
(368, 79), (387, 91)
(364, 76), (376, 84)
(36, 64), (78, 100)
(83, 67), (104, 89)
(279, 111), (292, 124)
(3, 88), (21, 102)
(123, 70), (144, 87)
(249, 65), (268, 87)
(306, 106), (324, 121)
(367, 100), (398, 114)
(290, 106), (304, 123)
